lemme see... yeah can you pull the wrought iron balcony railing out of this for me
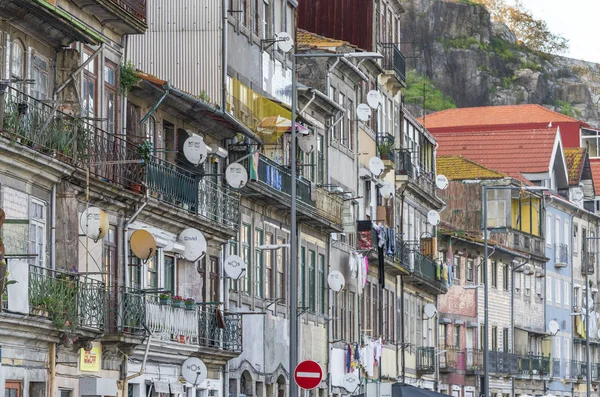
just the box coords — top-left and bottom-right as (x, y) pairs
(2, 263), (106, 332)
(489, 351), (513, 374)
(378, 43), (406, 82)
(583, 252), (596, 275)
(256, 154), (314, 206)
(109, 290), (243, 353)
(465, 348), (483, 373)
(109, 0), (147, 22)
(395, 150), (436, 197)
(439, 346), (459, 371)
(552, 358), (561, 378)
(417, 346), (436, 374)
(1, 86), (239, 229)
(394, 239), (447, 292)
(377, 133), (395, 162)
(554, 243), (569, 266)
(517, 353), (551, 376)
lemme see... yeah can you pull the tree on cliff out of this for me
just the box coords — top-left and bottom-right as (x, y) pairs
(475, 0), (568, 54)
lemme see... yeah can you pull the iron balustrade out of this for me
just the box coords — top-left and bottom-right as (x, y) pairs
(554, 243), (569, 265)
(378, 43), (406, 81)
(257, 154), (314, 206)
(1, 86), (240, 230)
(377, 133), (395, 162)
(552, 358), (561, 378)
(439, 346), (458, 371)
(394, 239), (447, 290)
(109, 0), (147, 22)
(417, 346), (436, 374)
(396, 149), (413, 176)
(465, 348), (483, 373)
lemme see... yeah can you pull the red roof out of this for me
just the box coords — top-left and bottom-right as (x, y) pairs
(418, 104), (588, 131)
(590, 161), (600, 197)
(434, 128), (558, 181)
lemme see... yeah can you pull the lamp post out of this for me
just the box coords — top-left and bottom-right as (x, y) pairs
(289, 50), (382, 397)
(480, 184), (547, 397)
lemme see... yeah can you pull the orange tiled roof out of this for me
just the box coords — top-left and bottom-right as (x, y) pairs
(590, 161), (600, 197)
(418, 104), (585, 130)
(564, 147), (586, 185)
(434, 128), (558, 181)
(437, 156), (506, 180)
(297, 29), (351, 50)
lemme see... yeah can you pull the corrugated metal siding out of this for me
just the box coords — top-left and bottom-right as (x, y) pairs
(297, 0), (374, 51)
(128, 0), (222, 104)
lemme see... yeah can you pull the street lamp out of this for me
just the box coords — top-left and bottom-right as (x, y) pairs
(289, 50), (383, 397)
(481, 184), (547, 397)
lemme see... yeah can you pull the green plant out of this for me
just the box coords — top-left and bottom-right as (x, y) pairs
(184, 297), (196, 304)
(172, 295), (184, 302)
(555, 100), (581, 118)
(520, 60), (542, 72)
(490, 38), (518, 62)
(138, 140), (153, 166)
(404, 70), (457, 112)
(378, 139), (395, 158)
(442, 36), (487, 52)
(159, 293), (171, 300)
(194, 90), (211, 103)
(120, 61), (140, 96)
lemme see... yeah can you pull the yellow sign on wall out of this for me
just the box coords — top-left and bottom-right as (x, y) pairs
(80, 342), (102, 372)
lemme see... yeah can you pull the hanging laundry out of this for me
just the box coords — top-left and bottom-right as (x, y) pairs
(355, 343), (360, 360)
(376, 224), (387, 249)
(447, 262), (454, 287)
(386, 228), (396, 255)
(349, 252), (359, 279)
(435, 262), (441, 280)
(363, 256), (369, 287)
(346, 344), (352, 372)
(357, 221), (374, 250)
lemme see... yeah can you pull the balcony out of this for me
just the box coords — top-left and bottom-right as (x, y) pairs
(554, 243), (568, 267)
(109, 290), (243, 355)
(517, 353), (551, 377)
(439, 346), (460, 372)
(552, 358), (561, 378)
(68, 0), (147, 34)
(569, 360), (586, 379)
(395, 240), (448, 294)
(489, 351), (512, 375)
(2, 263), (105, 333)
(377, 133), (395, 168)
(378, 43), (406, 91)
(417, 346), (435, 374)
(593, 363), (600, 382)
(582, 252), (596, 275)
(465, 348), (483, 374)
(395, 150), (437, 200)
(1, 86), (239, 233)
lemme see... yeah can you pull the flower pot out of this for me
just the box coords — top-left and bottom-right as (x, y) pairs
(176, 335), (186, 343)
(131, 184), (143, 194)
(184, 303), (196, 311)
(172, 300), (184, 308)
(159, 298), (171, 306)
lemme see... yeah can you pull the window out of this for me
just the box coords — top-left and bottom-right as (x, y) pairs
(265, 233), (273, 299)
(103, 225), (118, 289)
(492, 326), (498, 351)
(318, 254), (325, 315)
(105, 61), (118, 135)
(209, 257), (220, 303)
(337, 92), (345, 142)
(83, 49), (97, 120)
(487, 189), (506, 227)
(32, 55), (49, 100)
(262, 0), (270, 40)
(535, 276), (542, 298)
(453, 256), (461, 281)
(146, 256), (157, 290)
(480, 324), (485, 350)
(546, 276), (552, 303)
(525, 274), (531, 296)
(348, 98), (355, 150)
(11, 40), (25, 79)
(59, 390), (73, 397)
(466, 258), (474, 282)
(29, 199), (46, 269)
(555, 218), (560, 247)
(574, 286), (580, 308)
(277, 237), (286, 302)
(564, 220), (570, 252)
(503, 263), (509, 290)
(317, 135), (324, 185)
(349, 292), (356, 342)
(254, 0), (260, 35)
(555, 277), (561, 305)
(255, 229), (264, 298)
(491, 261), (498, 288)
(582, 128), (600, 158)
(546, 214), (552, 245)
(454, 325), (461, 348)
(241, 223), (251, 294)
(573, 225), (579, 254)
(300, 246), (306, 308)
(240, 0), (248, 26)
(308, 249), (316, 312)
(439, 324), (448, 348)
(564, 280), (570, 308)
(502, 328), (509, 352)
(514, 272), (521, 292)
(164, 255), (175, 294)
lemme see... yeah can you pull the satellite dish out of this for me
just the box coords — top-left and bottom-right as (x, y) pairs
(423, 303), (437, 319)
(327, 270), (345, 292)
(427, 210), (441, 226)
(369, 157), (384, 176)
(356, 103), (371, 122)
(548, 319), (559, 335)
(298, 134), (314, 153)
(182, 357), (208, 386)
(80, 207), (109, 243)
(130, 229), (157, 262)
(224, 255), (247, 279)
(225, 162), (249, 189)
(183, 135), (208, 166)
(367, 90), (381, 109)
(343, 372), (360, 393)
(275, 32), (294, 53)
(435, 174), (449, 190)
(379, 182), (394, 199)
(178, 228), (207, 262)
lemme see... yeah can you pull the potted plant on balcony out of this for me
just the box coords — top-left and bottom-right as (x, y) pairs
(184, 297), (196, 311)
(132, 140), (152, 194)
(159, 293), (171, 306)
(172, 295), (184, 308)
(378, 138), (395, 161)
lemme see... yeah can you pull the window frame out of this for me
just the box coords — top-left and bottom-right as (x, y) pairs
(104, 60), (119, 136)
(11, 39), (25, 80)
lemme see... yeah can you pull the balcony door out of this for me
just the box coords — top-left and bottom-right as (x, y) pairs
(103, 225), (118, 332)
(5, 381), (21, 397)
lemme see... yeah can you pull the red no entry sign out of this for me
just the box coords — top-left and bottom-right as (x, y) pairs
(294, 360), (323, 390)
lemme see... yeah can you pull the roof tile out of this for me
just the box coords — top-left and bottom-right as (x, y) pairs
(564, 147), (586, 185)
(590, 161), (600, 197)
(437, 156), (506, 180)
(297, 29), (348, 50)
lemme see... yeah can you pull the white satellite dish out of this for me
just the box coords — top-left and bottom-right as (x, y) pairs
(225, 162), (249, 189)
(548, 319), (559, 335)
(182, 357), (208, 386)
(423, 303), (437, 319)
(178, 228), (207, 262)
(367, 90), (381, 109)
(379, 182), (394, 199)
(275, 32), (294, 53)
(343, 372), (360, 393)
(224, 255), (247, 279)
(427, 210), (441, 226)
(183, 135), (208, 166)
(356, 103), (371, 122)
(327, 270), (345, 292)
(369, 157), (384, 176)
(435, 174), (449, 190)
(80, 207), (109, 243)
(297, 134), (314, 153)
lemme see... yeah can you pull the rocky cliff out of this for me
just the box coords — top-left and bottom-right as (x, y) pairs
(400, 0), (599, 125)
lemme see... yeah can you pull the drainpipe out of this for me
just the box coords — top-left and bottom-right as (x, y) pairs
(121, 334), (153, 396)
(51, 184), (56, 270)
(223, 242), (230, 397)
(140, 82), (170, 124)
(50, 343), (56, 397)
(400, 276), (405, 383)
(222, 0), (228, 111)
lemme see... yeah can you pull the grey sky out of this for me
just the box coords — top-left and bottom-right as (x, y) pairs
(515, 0), (600, 63)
